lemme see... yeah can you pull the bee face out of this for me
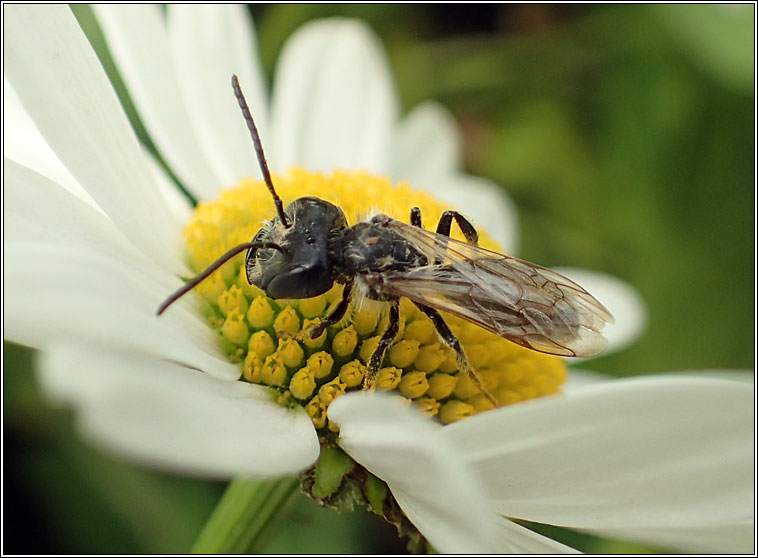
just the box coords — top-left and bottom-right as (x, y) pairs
(246, 197), (347, 299)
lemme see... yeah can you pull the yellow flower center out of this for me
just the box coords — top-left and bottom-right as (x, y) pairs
(184, 168), (566, 429)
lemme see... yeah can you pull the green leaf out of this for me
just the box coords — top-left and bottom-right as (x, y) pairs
(311, 446), (355, 499)
(365, 472), (389, 515)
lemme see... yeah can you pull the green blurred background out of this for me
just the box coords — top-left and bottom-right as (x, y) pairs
(4, 4), (754, 554)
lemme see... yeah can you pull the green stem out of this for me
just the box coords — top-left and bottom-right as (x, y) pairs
(191, 476), (300, 554)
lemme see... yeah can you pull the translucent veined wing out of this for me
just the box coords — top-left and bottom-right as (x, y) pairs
(363, 216), (615, 357)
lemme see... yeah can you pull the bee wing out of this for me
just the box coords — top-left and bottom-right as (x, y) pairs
(374, 219), (615, 357)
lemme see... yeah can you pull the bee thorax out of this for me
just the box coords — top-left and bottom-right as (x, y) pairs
(356, 273), (396, 302)
(335, 221), (427, 277)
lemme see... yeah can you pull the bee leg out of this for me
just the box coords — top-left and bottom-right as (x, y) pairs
(307, 280), (353, 339)
(413, 208), (479, 264)
(436, 210), (479, 246)
(410, 207), (422, 227)
(413, 302), (498, 408)
(363, 300), (400, 391)
(410, 207), (478, 245)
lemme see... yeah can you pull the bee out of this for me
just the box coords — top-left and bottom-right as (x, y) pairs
(157, 75), (614, 406)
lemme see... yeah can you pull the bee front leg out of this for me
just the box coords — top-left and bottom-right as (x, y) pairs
(307, 280), (353, 339)
(363, 300), (400, 391)
(414, 302), (498, 408)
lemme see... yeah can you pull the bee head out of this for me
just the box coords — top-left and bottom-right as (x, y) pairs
(246, 197), (347, 299)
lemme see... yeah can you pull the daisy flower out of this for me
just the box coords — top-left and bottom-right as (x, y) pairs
(4, 5), (752, 554)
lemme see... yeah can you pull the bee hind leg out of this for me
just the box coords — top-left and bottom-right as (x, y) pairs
(410, 207), (479, 265)
(409, 207), (479, 245)
(435, 210), (479, 245)
(413, 302), (498, 408)
(363, 300), (400, 391)
(410, 206), (423, 227)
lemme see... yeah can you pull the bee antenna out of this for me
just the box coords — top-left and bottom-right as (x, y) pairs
(231, 74), (291, 228)
(156, 241), (285, 316)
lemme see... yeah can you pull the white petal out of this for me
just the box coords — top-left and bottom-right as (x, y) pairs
(4, 242), (239, 381)
(328, 393), (498, 553)
(494, 517), (579, 553)
(39, 343), (319, 478)
(4, 4), (185, 272)
(270, 18), (398, 174)
(443, 377), (754, 553)
(562, 367), (616, 392)
(167, 5), (269, 186)
(564, 368), (755, 393)
(431, 172), (520, 254)
(92, 4), (222, 199)
(684, 370), (755, 385)
(599, 521), (753, 555)
(4, 78), (99, 209)
(665, 369), (754, 384)
(553, 267), (646, 356)
(141, 149), (194, 230)
(391, 101), (461, 185)
(4, 158), (138, 256)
